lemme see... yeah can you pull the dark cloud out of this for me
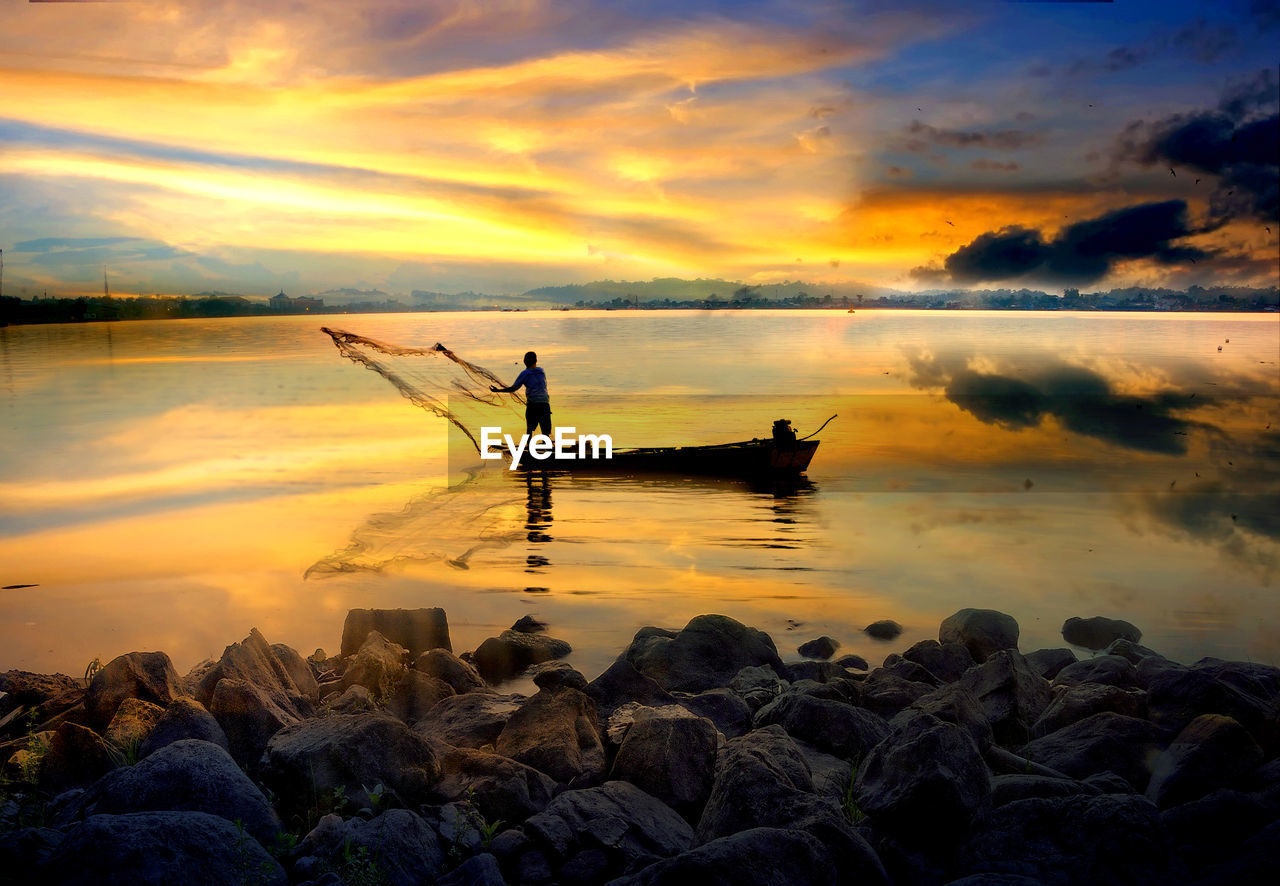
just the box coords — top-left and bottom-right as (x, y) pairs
(970, 159), (1019, 172)
(1115, 69), (1279, 223)
(902, 121), (1041, 153)
(1248, 0), (1280, 31)
(15, 237), (142, 252)
(907, 353), (1215, 455)
(941, 201), (1210, 285)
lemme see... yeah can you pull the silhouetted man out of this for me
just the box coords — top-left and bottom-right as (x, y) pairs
(491, 351), (551, 436)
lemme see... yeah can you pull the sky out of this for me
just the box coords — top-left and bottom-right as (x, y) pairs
(1, 0), (1277, 299)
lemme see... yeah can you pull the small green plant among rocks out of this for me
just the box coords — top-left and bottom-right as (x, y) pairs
(337, 837), (387, 886)
(842, 755), (867, 826)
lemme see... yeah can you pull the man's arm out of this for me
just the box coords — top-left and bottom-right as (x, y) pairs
(490, 369), (528, 394)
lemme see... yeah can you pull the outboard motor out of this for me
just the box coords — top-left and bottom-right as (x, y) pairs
(772, 418), (797, 449)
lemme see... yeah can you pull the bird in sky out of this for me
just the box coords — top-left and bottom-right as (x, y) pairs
(1267, 226), (1273, 234)
(1169, 167), (1176, 177)
(1195, 178), (1201, 184)
(945, 220), (955, 227)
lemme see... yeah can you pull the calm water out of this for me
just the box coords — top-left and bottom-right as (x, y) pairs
(2, 310), (1277, 682)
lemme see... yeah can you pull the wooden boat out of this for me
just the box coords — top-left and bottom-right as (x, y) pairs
(518, 437), (820, 476)
(516, 417), (831, 477)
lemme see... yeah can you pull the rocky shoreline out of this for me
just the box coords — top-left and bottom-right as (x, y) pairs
(1, 607), (1277, 885)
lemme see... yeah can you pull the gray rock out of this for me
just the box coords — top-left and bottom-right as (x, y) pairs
(138, 697), (229, 758)
(1031, 684), (1147, 739)
(902, 639), (976, 683)
(209, 677), (301, 769)
(798, 636), (839, 659)
(1061, 616), (1142, 651)
(327, 684), (374, 713)
(413, 692), (524, 749)
(879, 655), (943, 686)
(960, 649), (1053, 746)
(264, 713), (441, 819)
(340, 607), (452, 657)
(1145, 659), (1279, 751)
(1103, 638), (1164, 666)
(753, 692), (890, 760)
(894, 682), (993, 753)
(439, 852), (506, 886)
(605, 826), (890, 886)
(386, 670), (454, 725)
(433, 743), (557, 823)
(1053, 655), (1138, 689)
(622, 615), (787, 693)
(473, 630), (572, 684)
(41, 811), (285, 885)
(939, 608), (1020, 663)
(1187, 819), (1280, 886)
(270, 643), (320, 703)
(0, 826), (63, 885)
(864, 620), (903, 641)
(512, 615), (548, 634)
(1020, 712), (1161, 792)
(193, 628), (313, 722)
(787, 660), (852, 683)
(676, 688), (753, 738)
(76, 739), (280, 846)
(835, 654), (869, 671)
(732, 665), (788, 711)
(495, 687), (605, 784)
(854, 711), (991, 846)
(340, 630), (410, 696)
(84, 652), (184, 730)
(611, 705), (720, 821)
(1024, 648), (1078, 681)
(103, 697), (165, 750)
(1160, 789), (1273, 874)
(297, 809), (443, 886)
(858, 668), (936, 719)
(415, 648), (487, 694)
(1146, 714), (1264, 809)
(37, 722), (116, 795)
(586, 659), (677, 719)
(530, 661), (588, 692)
(522, 781), (694, 874)
(0, 670), (80, 712)
(991, 773), (1097, 806)
(958, 795), (1176, 886)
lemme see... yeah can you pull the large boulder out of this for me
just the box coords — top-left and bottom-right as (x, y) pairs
(40, 811), (285, 886)
(75, 739), (280, 846)
(495, 687), (606, 784)
(341, 607), (452, 658)
(386, 670), (454, 725)
(622, 615), (787, 693)
(415, 648), (487, 694)
(84, 652), (184, 730)
(753, 692), (890, 760)
(1053, 655), (1139, 689)
(676, 688), (753, 739)
(895, 682), (993, 754)
(264, 712), (441, 818)
(586, 659), (677, 719)
(610, 705), (720, 822)
(37, 722), (116, 794)
(1024, 648), (1078, 681)
(991, 773), (1099, 806)
(607, 826), (890, 886)
(1032, 684), (1148, 739)
(939, 609), (1020, 663)
(858, 669), (936, 719)
(1145, 714), (1264, 809)
(958, 794), (1177, 886)
(1019, 712), (1162, 792)
(294, 809), (443, 886)
(729, 665), (788, 713)
(433, 744), (557, 823)
(1144, 659), (1279, 751)
(1061, 616), (1142, 651)
(521, 781), (694, 878)
(194, 629), (311, 715)
(854, 710), (992, 847)
(138, 697), (229, 758)
(412, 692), (524, 749)
(797, 636), (839, 659)
(103, 697), (165, 751)
(1160, 788), (1275, 875)
(959, 649), (1053, 746)
(472, 630), (572, 684)
(208, 677), (302, 769)
(902, 639), (976, 683)
(269, 643), (319, 703)
(0, 671), (80, 712)
(340, 630), (410, 696)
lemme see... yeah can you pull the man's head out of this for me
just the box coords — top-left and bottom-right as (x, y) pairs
(524, 351), (537, 367)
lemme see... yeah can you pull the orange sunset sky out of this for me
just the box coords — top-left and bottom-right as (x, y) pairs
(1, 0), (1276, 299)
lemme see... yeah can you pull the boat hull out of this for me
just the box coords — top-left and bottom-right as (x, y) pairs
(516, 438), (819, 477)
